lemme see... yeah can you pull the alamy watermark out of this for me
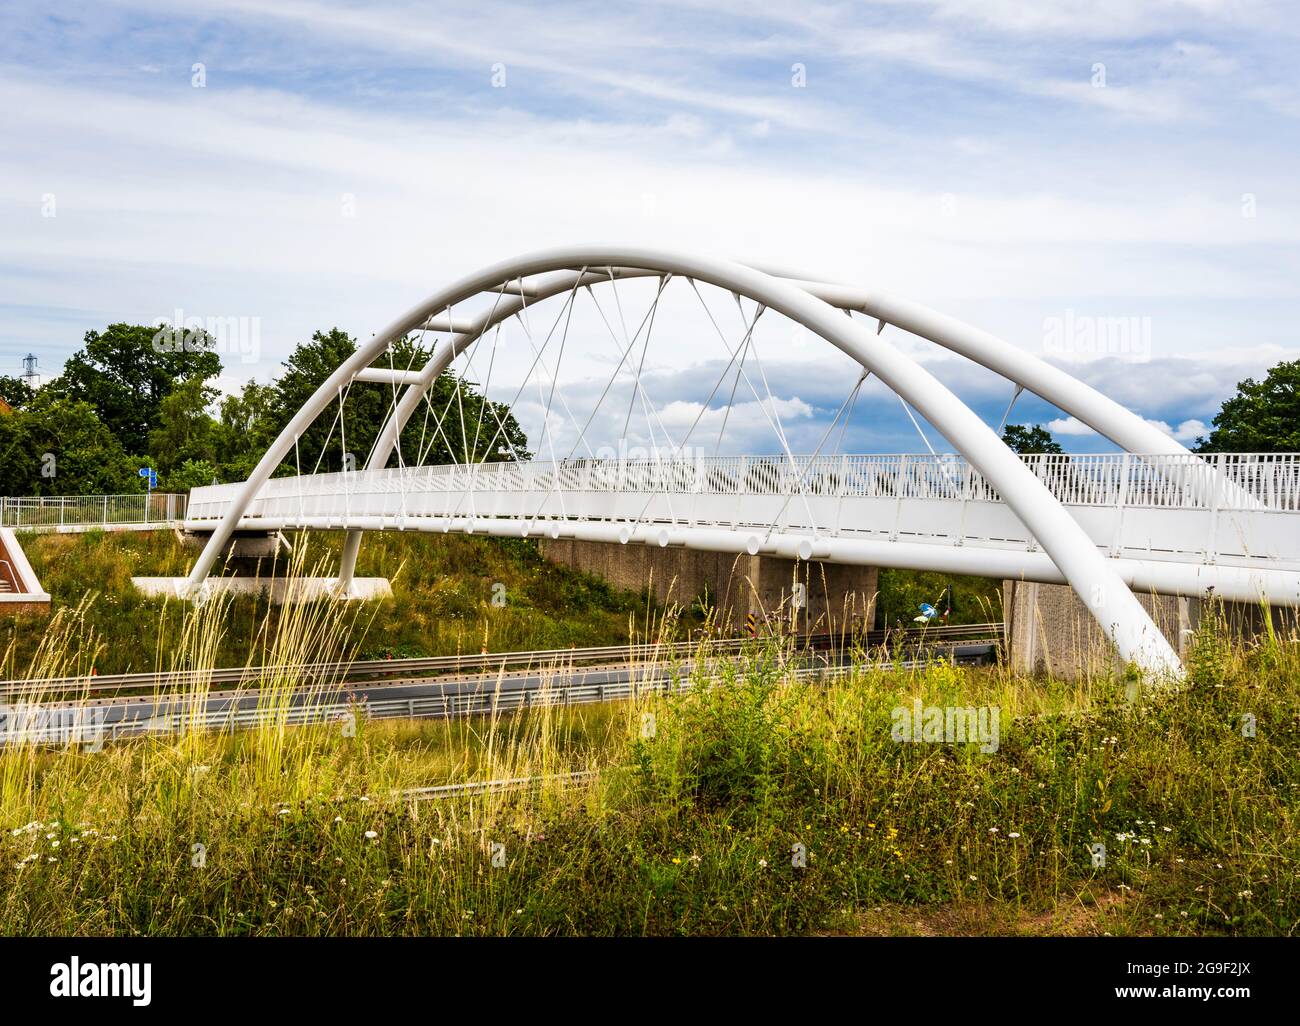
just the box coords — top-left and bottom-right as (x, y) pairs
(0, 704), (107, 750)
(890, 699), (1000, 753)
(590, 440), (707, 464)
(50, 957), (151, 1006)
(152, 309), (261, 364)
(1043, 308), (1151, 361)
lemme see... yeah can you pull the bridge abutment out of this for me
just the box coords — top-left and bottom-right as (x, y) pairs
(177, 529), (291, 560)
(539, 539), (876, 633)
(1003, 580), (1195, 679)
(1003, 580), (1293, 678)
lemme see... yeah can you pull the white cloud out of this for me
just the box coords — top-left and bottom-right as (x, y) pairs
(1045, 416), (1097, 436)
(1171, 418), (1210, 441)
(1144, 417), (1211, 442)
(926, 0), (1274, 37)
(1, 0), (1296, 461)
(1045, 416), (1209, 443)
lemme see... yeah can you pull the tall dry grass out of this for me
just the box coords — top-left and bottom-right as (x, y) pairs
(0, 577), (1296, 936)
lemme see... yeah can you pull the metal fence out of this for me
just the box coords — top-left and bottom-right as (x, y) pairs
(0, 493), (189, 530)
(211, 452), (1300, 514)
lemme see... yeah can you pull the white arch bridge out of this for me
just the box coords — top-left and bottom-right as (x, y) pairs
(177, 247), (1300, 679)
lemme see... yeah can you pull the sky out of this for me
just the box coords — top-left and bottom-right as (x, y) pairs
(1, 0), (1298, 455)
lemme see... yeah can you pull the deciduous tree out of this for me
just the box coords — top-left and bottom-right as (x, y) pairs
(1196, 359), (1300, 453)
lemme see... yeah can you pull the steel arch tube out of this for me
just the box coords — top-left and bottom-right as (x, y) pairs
(766, 273), (1255, 512)
(751, 268), (1186, 457)
(366, 266), (1192, 467)
(188, 247), (1183, 677)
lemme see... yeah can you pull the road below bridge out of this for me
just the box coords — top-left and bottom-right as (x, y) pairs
(0, 629), (1000, 746)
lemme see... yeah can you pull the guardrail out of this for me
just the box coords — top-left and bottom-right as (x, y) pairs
(0, 654), (985, 746)
(0, 622), (1003, 698)
(0, 493), (189, 530)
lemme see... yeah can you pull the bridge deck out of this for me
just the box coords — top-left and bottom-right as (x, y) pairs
(185, 454), (1300, 574)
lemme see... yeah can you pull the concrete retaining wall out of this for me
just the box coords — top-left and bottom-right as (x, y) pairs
(1004, 579), (1295, 678)
(539, 538), (877, 634)
(0, 526), (51, 612)
(1003, 579), (1193, 678)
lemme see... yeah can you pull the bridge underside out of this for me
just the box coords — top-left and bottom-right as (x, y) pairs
(171, 450), (1300, 679)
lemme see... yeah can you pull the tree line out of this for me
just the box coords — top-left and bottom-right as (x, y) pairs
(1, 322), (1295, 496)
(0, 324), (528, 496)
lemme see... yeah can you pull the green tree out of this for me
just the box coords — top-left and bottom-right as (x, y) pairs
(53, 323), (222, 452)
(266, 328), (378, 473)
(1196, 359), (1300, 453)
(1001, 423), (1064, 455)
(261, 329), (530, 476)
(0, 375), (34, 409)
(420, 368), (532, 464)
(148, 376), (219, 475)
(214, 380), (279, 482)
(0, 393), (139, 495)
(166, 459), (220, 492)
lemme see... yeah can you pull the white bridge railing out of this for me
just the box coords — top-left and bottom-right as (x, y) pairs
(193, 453), (1300, 514)
(178, 452), (1300, 600)
(0, 493), (189, 530)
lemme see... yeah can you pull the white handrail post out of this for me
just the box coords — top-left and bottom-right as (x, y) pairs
(956, 456), (972, 546)
(836, 453), (848, 536)
(1207, 452), (1224, 564)
(1110, 452), (1131, 558)
(891, 454), (907, 542)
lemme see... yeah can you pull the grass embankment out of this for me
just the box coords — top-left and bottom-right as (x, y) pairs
(0, 588), (1295, 936)
(1, 530), (652, 675)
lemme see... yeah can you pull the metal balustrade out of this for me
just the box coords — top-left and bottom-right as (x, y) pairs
(0, 493), (188, 530)
(188, 453), (1300, 518)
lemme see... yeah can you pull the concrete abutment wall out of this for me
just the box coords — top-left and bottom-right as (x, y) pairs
(539, 538), (877, 634)
(1004, 579), (1292, 678)
(542, 539), (1286, 676)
